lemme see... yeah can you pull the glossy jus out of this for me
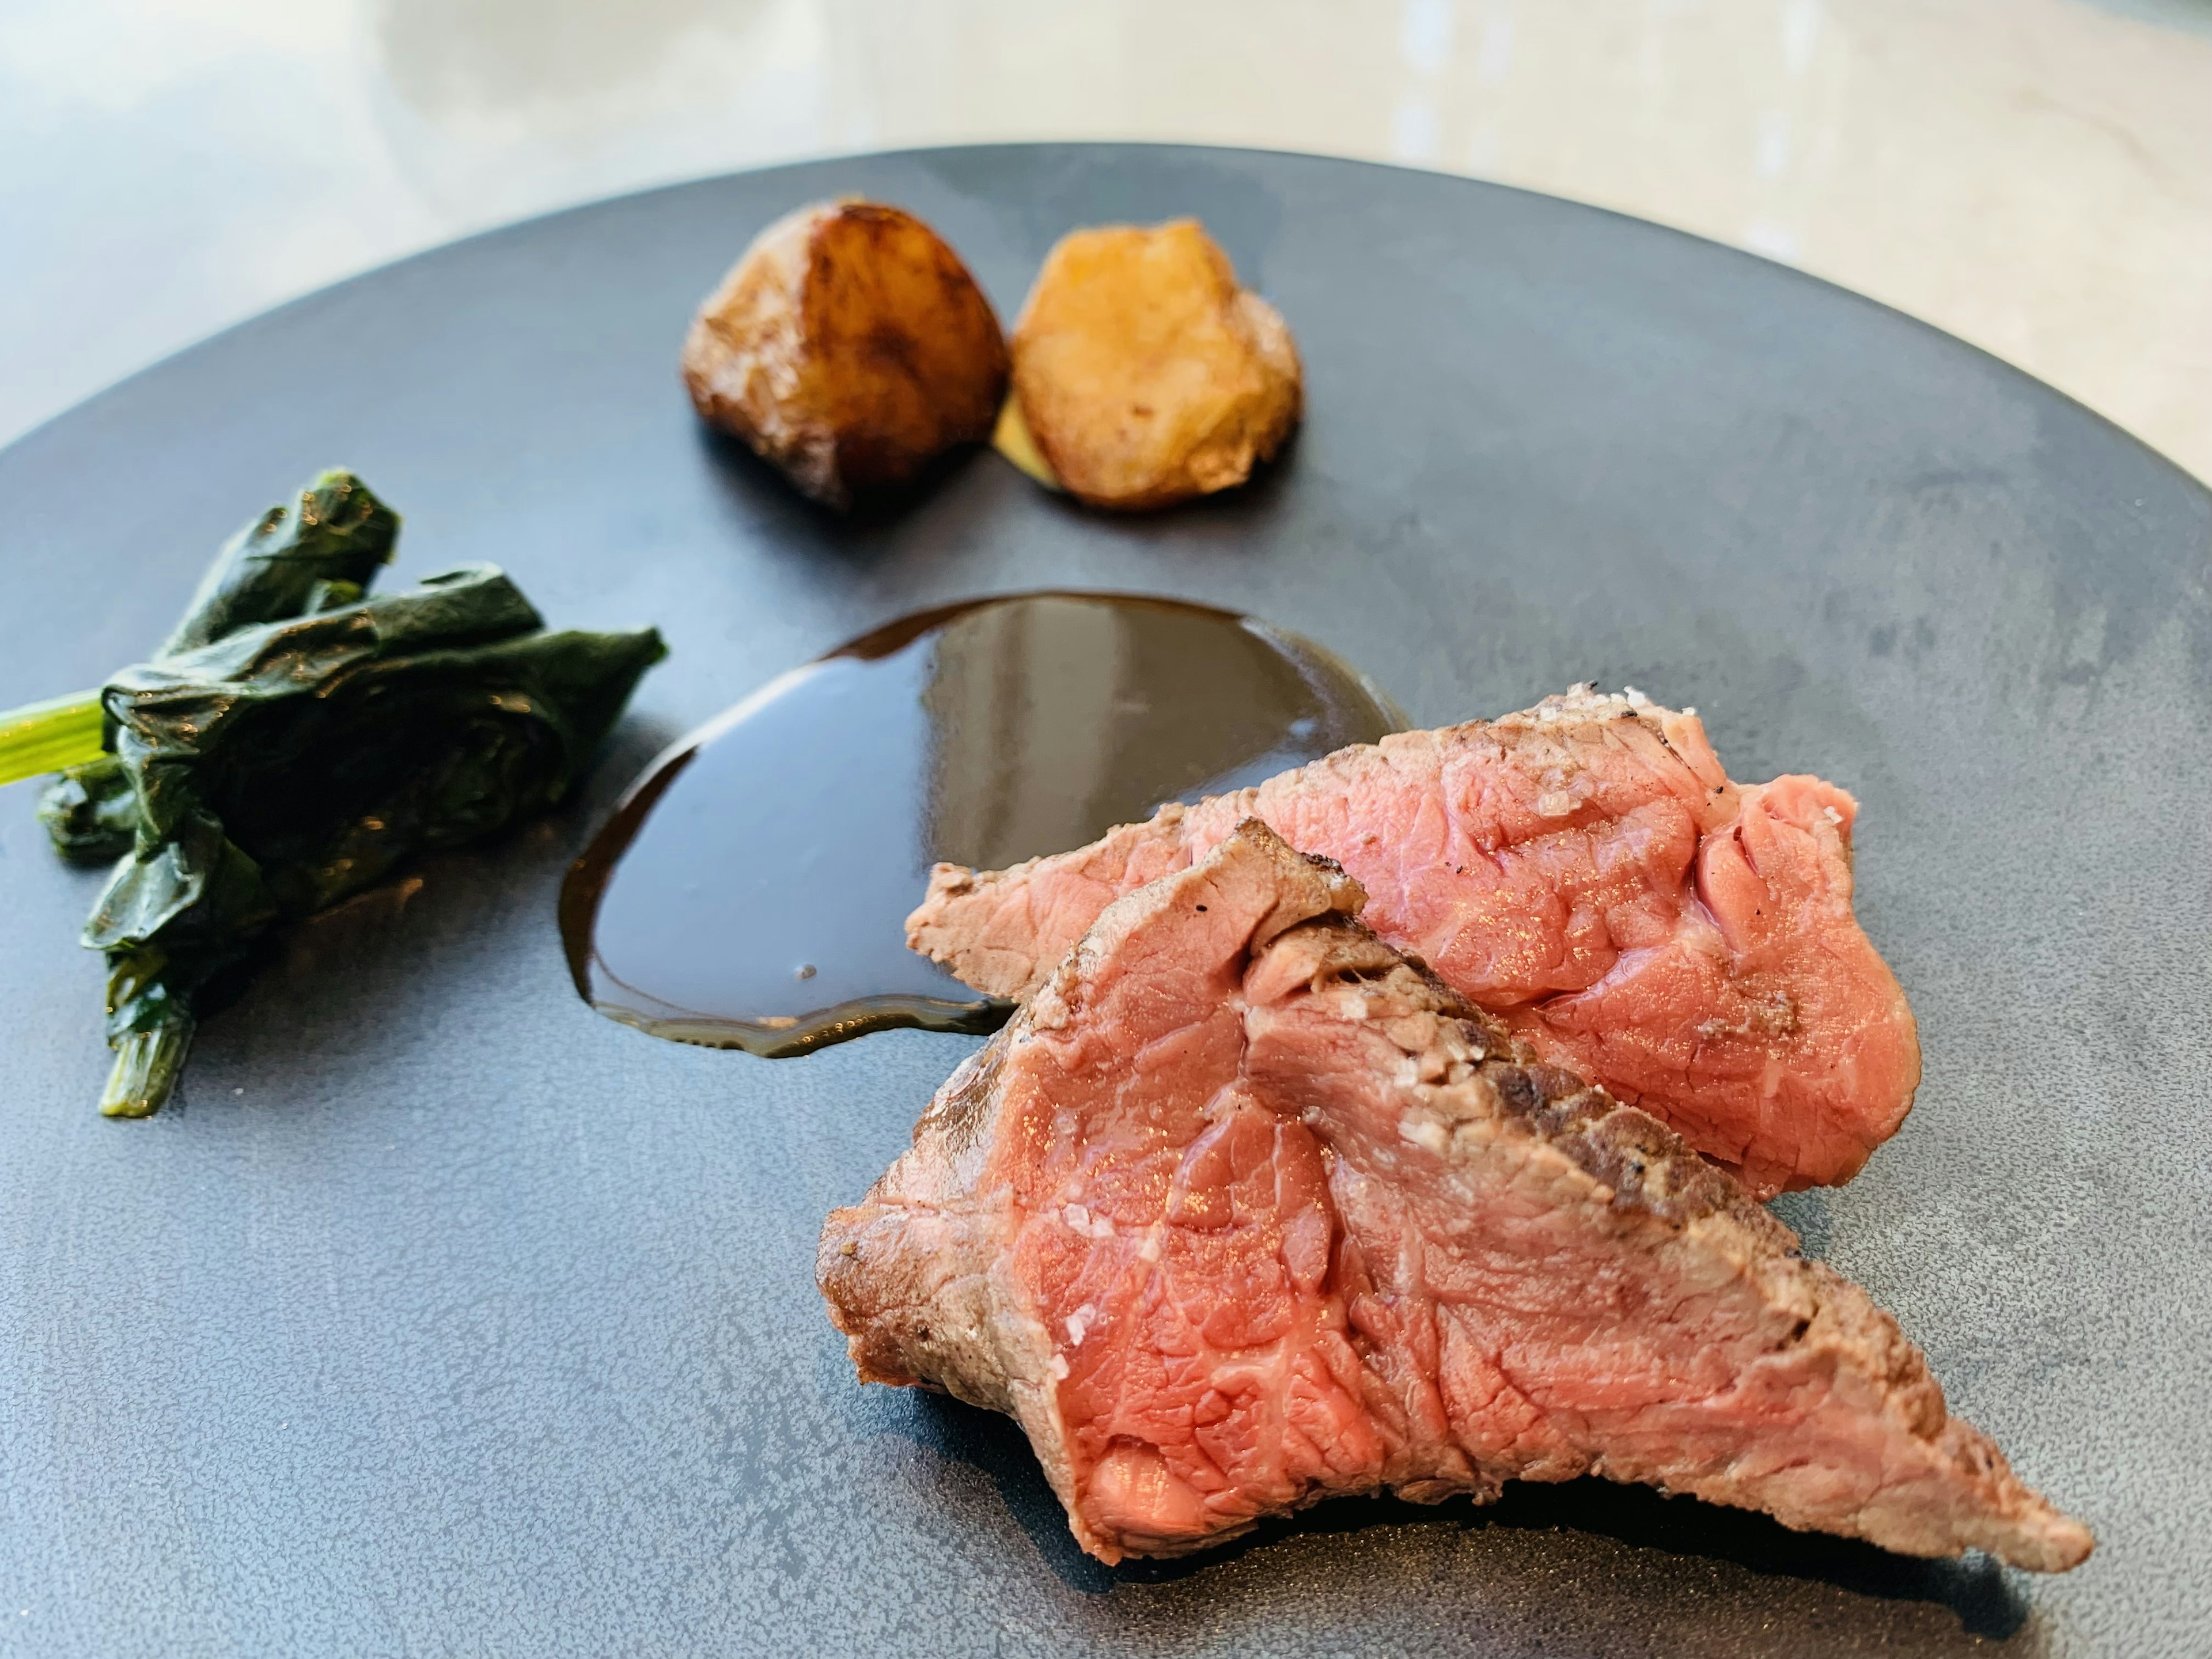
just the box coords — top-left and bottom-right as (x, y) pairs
(561, 592), (1402, 1054)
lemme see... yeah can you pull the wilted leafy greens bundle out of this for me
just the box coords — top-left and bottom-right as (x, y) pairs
(0, 471), (666, 1118)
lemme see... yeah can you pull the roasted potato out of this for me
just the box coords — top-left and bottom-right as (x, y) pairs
(682, 200), (1009, 509)
(1007, 219), (1301, 510)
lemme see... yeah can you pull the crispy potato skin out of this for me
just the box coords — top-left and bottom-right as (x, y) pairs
(1011, 219), (1301, 510)
(682, 201), (1010, 509)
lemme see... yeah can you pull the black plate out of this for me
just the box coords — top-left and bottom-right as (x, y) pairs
(1, 145), (2204, 1658)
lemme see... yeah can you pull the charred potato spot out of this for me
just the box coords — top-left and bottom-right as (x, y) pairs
(1009, 219), (1302, 511)
(681, 200), (1010, 509)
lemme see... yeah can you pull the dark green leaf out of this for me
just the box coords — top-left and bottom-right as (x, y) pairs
(160, 470), (400, 657)
(35, 754), (138, 862)
(33, 474), (665, 1116)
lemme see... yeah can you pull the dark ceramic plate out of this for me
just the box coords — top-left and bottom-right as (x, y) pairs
(1, 146), (2205, 1659)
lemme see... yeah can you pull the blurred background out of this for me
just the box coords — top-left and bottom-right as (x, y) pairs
(3, 0), (2208, 478)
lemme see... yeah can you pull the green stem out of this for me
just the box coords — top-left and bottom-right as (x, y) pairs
(0, 690), (105, 788)
(100, 1017), (195, 1119)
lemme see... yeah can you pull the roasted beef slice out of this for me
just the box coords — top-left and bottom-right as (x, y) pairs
(906, 687), (1921, 1198)
(828, 822), (2087, 1571)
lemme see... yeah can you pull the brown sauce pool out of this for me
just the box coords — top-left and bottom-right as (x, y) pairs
(560, 592), (1404, 1055)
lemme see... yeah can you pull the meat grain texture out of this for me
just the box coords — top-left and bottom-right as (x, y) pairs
(828, 824), (2088, 1570)
(908, 687), (1920, 1198)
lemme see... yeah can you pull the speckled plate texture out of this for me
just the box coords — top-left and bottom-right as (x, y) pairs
(0, 146), (2205, 1659)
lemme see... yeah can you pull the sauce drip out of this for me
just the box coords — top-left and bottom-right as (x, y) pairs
(560, 592), (1403, 1055)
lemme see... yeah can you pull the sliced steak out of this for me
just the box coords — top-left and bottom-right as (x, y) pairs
(830, 822), (2087, 1571)
(905, 686), (1920, 1197)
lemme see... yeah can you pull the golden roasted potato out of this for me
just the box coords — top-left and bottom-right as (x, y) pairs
(682, 200), (1009, 509)
(1007, 219), (1301, 510)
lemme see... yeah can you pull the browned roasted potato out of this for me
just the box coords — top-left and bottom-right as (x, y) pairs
(682, 200), (1009, 509)
(1007, 219), (1301, 510)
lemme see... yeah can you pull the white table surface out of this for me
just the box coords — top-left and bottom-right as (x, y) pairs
(4, 0), (2208, 480)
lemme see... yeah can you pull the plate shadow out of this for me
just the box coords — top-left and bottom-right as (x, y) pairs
(898, 1389), (2036, 1643)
